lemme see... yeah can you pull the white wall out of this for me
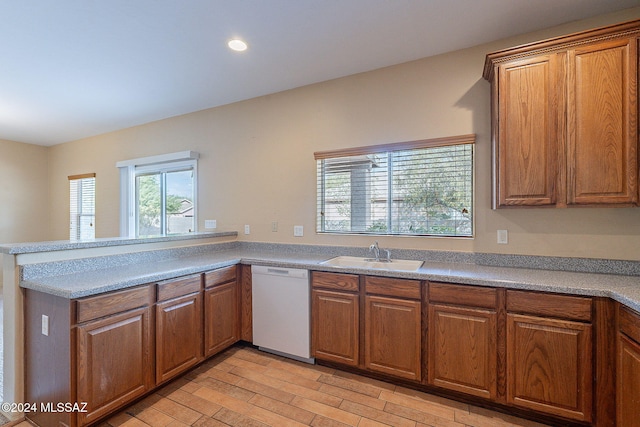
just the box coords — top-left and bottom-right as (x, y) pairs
(0, 139), (49, 287)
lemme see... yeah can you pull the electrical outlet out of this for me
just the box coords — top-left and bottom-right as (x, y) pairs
(204, 219), (217, 229)
(42, 314), (49, 336)
(244, 224), (250, 235)
(497, 229), (508, 244)
(293, 225), (303, 237)
(272, 221), (278, 232)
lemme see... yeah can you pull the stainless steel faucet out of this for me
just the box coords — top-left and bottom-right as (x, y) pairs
(369, 241), (380, 261)
(369, 241), (392, 262)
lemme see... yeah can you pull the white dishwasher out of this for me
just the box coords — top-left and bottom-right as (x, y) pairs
(252, 266), (314, 363)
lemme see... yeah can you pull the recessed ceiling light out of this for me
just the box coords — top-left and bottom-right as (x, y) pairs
(228, 39), (248, 52)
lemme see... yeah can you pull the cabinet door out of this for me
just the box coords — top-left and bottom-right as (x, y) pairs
(618, 333), (640, 427)
(312, 289), (359, 366)
(428, 304), (497, 399)
(156, 292), (203, 384)
(365, 295), (421, 381)
(496, 54), (562, 207)
(567, 38), (638, 205)
(204, 281), (240, 357)
(507, 313), (592, 422)
(77, 307), (153, 426)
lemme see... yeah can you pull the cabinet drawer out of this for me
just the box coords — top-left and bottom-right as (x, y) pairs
(620, 305), (640, 344)
(312, 271), (359, 292)
(507, 290), (592, 322)
(76, 285), (153, 324)
(365, 276), (421, 300)
(157, 274), (202, 302)
(205, 265), (237, 288)
(429, 282), (497, 309)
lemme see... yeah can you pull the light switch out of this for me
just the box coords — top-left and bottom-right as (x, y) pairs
(497, 229), (508, 244)
(205, 220), (217, 229)
(293, 225), (303, 237)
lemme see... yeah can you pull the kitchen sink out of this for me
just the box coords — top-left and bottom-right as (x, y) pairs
(321, 256), (423, 272)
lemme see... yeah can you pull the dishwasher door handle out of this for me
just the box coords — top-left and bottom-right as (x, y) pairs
(266, 268), (291, 275)
(252, 265), (308, 279)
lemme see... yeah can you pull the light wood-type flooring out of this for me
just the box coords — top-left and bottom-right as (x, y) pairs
(15, 344), (551, 427)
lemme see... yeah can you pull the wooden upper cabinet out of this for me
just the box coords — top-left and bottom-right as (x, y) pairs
(485, 19), (640, 208)
(495, 54), (562, 207)
(567, 38), (638, 205)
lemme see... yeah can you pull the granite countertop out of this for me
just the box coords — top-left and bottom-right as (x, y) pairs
(19, 246), (640, 313)
(0, 231), (237, 254)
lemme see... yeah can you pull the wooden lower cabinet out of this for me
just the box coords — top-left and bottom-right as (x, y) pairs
(365, 294), (421, 381)
(311, 273), (422, 380)
(364, 276), (422, 381)
(204, 266), (240, 357)
(77, 306), (154, 426)
(312, 288), (360, 366)
(427, 282), (499, 400)
(204, 280), (240, 356)
(618, 305), (640, 427)
(506, 290), (593, 422)
(156, 293), (203, 383)
(429, 304), (497, 399)
(311, 289), (360, 366)
(25, 266), (243, 427)
(155, 274), (203, 384)
(617, 334), (640, 427)
(311, 271), (360, 366)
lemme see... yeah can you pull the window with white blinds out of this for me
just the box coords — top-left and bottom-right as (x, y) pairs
(69, 173), (96, 240)
(315, 135), (474, 237)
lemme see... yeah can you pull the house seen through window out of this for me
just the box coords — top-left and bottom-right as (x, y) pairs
(315, 135), (474, 237)
(69, 173), (96, 240)
(135, 168), (195, 236)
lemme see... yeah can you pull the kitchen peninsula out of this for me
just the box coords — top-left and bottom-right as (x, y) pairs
(3, 234), (640, 426)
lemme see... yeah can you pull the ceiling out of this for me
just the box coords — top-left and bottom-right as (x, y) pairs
(1, 0), (638, 146)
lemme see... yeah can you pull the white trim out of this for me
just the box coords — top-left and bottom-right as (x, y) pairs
(116, 150), (199, 168)
(119, 166), (136, 237)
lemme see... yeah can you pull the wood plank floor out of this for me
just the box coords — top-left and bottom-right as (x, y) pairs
(20, 344), (552, 427)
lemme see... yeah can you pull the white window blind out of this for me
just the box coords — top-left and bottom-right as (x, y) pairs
(315, 135), (474, 237)
(69, 173), (96, 240)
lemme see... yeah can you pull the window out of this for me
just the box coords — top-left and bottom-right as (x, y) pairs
(117, 151), (199, 237)
(69, 173), (96, 240)
(315, 135), (474, 237)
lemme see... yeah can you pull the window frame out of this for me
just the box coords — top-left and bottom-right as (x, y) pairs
(117, 151), (199, 238)
(314, 134), (475, 238)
